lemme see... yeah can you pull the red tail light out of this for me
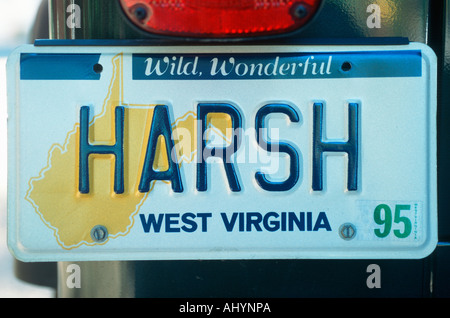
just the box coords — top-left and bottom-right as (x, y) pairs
(120, 0), (322, 39)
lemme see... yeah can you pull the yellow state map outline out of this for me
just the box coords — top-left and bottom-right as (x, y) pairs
(24, 53), (231, 250)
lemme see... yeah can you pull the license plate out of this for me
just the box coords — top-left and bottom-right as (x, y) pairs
(7, 43), (437, 261)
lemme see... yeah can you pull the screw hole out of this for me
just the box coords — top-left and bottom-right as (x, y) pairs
(341, 61), (352, 72)
(93, 63), (103, 74)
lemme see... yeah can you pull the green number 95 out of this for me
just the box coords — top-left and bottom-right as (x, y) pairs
(374, 204), (412, 239)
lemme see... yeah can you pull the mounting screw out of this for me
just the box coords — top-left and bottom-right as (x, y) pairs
(91, 225), (108, 243)
(339, 223), (356, 240)
(293, 4), (309, 19)
(134, 5), (148, 21)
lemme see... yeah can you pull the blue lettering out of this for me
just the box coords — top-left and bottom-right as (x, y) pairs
(197, 213), (212, 232)
(246, 212), (263, 231)
(181, 212), (197, 232)
(255, 104), (300, 191)
(79, 100), (359, 196)
(239, 212), (245, 232)
(165, 213), (180, 232)
(140, 212), (331, 233)
(221, 212), (239, 232)
(139, 105), (183, 193)
(307, 211), (313, 231)
(312, 102), (359, 191)
(313, 211), (332, 231)
(263, 212), (280, 232)
(197, 103), (242, 192)
(79, 105), (124, 194)
(288, 212), (304, 231)
(140, 213), (164, 233)
(140, 213), (212, 233)
(220, 211), (332, 232)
